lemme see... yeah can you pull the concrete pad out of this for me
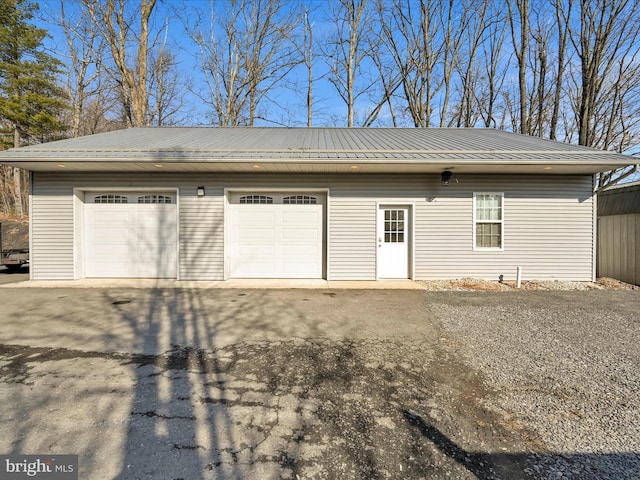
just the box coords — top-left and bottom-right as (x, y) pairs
(0, 278), (426, 290)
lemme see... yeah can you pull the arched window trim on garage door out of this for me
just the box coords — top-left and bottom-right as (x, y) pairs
(283, 195), (317, 204)
(94, 194), (128, 204)
(239, 195), (273, 204)
(137, 194), (173, 204)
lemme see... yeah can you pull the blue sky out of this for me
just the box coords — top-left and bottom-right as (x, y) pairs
(36, 0), (363, 127)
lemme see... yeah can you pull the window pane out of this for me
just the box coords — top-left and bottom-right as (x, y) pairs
(398, 233), (404, 242)
(385, 233), (390, 242)
(391, 210), (397, 220)
(476, 222), (502, 248)
(476, 194), (502, 221)
(385, 211), (390, 220)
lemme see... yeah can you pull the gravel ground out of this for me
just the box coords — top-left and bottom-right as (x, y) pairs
(432, 290), (640, 479)
(419, 277), (636, 291)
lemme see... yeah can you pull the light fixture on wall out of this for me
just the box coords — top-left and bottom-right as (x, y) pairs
(197, 186), (205, 197)
(441, 170), (452, 186)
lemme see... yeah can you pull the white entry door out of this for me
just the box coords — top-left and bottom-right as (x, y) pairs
(377, 206), (409, 279)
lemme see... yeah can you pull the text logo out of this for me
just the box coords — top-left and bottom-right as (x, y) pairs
(0, 456), (77, 480)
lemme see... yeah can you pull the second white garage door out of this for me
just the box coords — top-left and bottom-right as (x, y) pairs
(228, 193), (325, 278)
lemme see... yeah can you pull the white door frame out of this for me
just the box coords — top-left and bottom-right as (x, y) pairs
(73, 187), (180, 280)
(375, 202), (414, 280)
(223, 188), (330, 280)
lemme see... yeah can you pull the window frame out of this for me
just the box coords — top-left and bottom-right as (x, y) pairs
(283, 195), (317, 205)
(239, 195), (274, 204)
(137, 194), (172, 204)
(472, 192), (504, 251)
(94, 194), (129, 204)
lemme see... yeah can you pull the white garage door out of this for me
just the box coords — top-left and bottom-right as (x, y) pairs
(84, 192), (177, 278)
(229, 193), (325, 278)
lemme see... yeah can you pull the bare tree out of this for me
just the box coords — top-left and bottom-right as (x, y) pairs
(59, 0), (106, 137)
(549, 0), (573, 141)
(529, 6), (552, 138)
(375, 0), (443, 127)
(450, 0), (491, 128)
(478, 7), (509, 128)
(438, 0), (474, 127)
(570, 0), (640, 147)
(303, 8), (314, 127)
(186, 0), (299, 126)
(507, 0), (530, 134)
(82, 0), (157, 127)
(563, 0), (640, 187)
(146, 18), (185, 126)
(323, 0), (376, 127)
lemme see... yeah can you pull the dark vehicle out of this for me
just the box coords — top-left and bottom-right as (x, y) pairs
(0, 221), (29, 271)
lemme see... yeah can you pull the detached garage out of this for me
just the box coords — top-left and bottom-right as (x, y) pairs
(0, 127), (634, 282)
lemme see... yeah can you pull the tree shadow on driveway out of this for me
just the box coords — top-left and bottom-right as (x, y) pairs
(2, 288), (639, 479)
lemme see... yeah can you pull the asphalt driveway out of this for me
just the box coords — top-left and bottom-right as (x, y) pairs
(0, 265), (29, 285)
(0, 287), (638, 479)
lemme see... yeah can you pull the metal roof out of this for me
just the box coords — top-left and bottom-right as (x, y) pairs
(0, 127), (635, 174)
(598, 181), (640, 216)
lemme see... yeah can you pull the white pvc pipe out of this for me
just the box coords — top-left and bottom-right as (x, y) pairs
(516, 266), (522, 289)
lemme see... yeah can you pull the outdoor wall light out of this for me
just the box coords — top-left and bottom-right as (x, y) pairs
(441, 170), (452, 185)
(197, 186), (205, 197)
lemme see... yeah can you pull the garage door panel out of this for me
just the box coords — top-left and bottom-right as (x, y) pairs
(89, 261), (132, 277)
(282, 228), (320, 241)
(239, 244), (276, 255)
(283, 244), (320, 255)
(135, 228), (175, 243)
(238, 210), (276, 224)
(282, 261), (320, 276)
(89, 228), (131, 243)
(89, 209), (132, 226)
(234, 261), (276, 277)
(238, 227), (276, 240)
(282, 210), (321, 223)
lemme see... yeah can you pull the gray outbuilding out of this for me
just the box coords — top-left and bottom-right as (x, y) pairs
(597, 180), (640, 286)
(0, 127), (634, 282)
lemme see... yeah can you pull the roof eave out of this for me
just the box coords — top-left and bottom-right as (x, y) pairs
(0, 157), (633, 175)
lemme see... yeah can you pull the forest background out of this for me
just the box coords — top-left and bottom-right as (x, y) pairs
(1, 0), (639, 217)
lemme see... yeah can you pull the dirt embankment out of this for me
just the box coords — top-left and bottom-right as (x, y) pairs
(0, 214), (28, 251)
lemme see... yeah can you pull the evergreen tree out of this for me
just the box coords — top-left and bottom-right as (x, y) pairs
(0, 0), (68, 147)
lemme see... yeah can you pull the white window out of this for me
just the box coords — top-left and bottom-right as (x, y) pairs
(137, 194), (172, 204)
(240, 195), (273, 204)
(283, 195), (317, 205)
(94, 194), (128, 204)
(473, 193), (503, 250)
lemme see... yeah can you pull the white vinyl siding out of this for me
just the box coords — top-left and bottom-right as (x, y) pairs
(415, 175), (594, 281)
(31, 175), (75, 279)
(179, 187), (224, 280)
(30, 172), (595, 282)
